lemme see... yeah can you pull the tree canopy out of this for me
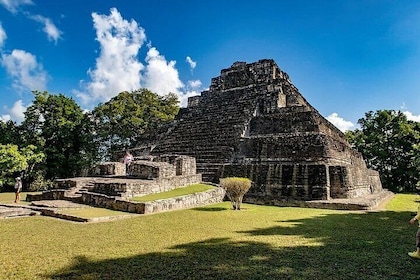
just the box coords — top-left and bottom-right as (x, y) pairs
(0, 144), (45, 190)
(91, 89), (179, 160)
(0, 120), (21, 145)
(20, 91), (88, 179)
(345, 110), (420, 192)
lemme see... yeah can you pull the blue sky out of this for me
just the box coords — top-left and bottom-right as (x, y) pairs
(0, 0), (419, 131)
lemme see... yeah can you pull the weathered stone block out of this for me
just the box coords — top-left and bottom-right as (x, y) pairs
(91, 162), (126, 176)
(129, 161), (176, 179)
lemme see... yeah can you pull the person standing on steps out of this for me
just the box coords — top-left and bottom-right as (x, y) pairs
(123, 150), (133, 176)
(14, 177), (22, 203)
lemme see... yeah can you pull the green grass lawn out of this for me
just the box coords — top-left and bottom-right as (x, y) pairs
(130, 183), (216, 202)
(0, 192), (38, 205)
(1, 193), (419, 279)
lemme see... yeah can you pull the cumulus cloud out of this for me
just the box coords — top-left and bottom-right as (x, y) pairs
(326, 112), (355, 132)
(186, 56), (196, 70)
(0, 22), (6, 48)
(403, 111), (420, 122)
(29, 15), (62, 44)
(143, 47), (184, 97)
(176, 79), (203, 107)
(1, 100), (27, 123)
(1, 49), (47, 92)
(1, 100), (26, 123)
(188, 80), (202, 89)
(75, 7), (146, 105)
(0, 114), (11, 121)
(0, 0), (33, 14)
(76, 8), (194, 108)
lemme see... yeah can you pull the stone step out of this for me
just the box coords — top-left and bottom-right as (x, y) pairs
(0, 206), (39, 218)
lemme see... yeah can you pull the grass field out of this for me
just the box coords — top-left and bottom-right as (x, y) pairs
(0, 192), (37, 205)
(1, 193), (420, 279)
(130, 183), (216, 202)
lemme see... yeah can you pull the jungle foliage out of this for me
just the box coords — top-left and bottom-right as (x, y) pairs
(0, 89), (179, 190)
(345, 110), (420, 193)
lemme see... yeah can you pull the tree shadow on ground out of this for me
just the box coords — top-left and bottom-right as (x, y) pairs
(193, 206), (228, 212)
(45, 210), (419, 280)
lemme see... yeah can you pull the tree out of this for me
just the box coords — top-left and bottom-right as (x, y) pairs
(0, 119), (21, 145)
(220, 177), (252, 210)
(0, 144), (44, 190)
(345, 110), (420, 192)
(20, 91), (90, 179)
(0, 144), (27, 188)
(91, 89), (179, 160)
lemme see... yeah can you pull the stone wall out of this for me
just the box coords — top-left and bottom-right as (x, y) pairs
(53, 178), (95, 191)
(157, 154), (197, 176)
(77, 186), (225, 214)
(219, 163), (330, 200)
(89, 174), (203, 198)
(96, 155), (197, 178)
(129, 161), (176, 179)
(26, 190), (67, 201)
(91, 162), (126, 176)
(143, 187), (225, 214)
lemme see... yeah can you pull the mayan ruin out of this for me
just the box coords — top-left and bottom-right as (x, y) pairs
(131, 59), (385, 206)
(4, 59), (391, 221)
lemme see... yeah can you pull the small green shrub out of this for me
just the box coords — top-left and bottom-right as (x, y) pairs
(219, 177), (252, 210)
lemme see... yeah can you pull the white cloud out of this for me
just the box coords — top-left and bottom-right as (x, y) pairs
(4, 100), (26, 123)
(0, 0), (33, 14)
(326, 112), (355, 132)
(403, 111), (420, 122)
(75, 8), (200, 109)
(29, 15), (62, 44)
(143, 47), (184, 97)
(0, 100), (27, 123)
(178, 79), (203, 107)
(0, 22), (6, 48)
(1, 49), (47, 92)
(76, 8), (146, 105)
(186, 56), (196, 70)
(0, 114), (11, 122)
(188, 80), (202, 89)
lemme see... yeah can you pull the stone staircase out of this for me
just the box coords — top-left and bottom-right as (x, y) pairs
(64, 179), (95, 199)
(152, 86), (261, 182)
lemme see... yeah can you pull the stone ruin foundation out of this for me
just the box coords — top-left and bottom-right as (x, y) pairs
(24, 155), (226, 217)
(132, 59), (389, 207)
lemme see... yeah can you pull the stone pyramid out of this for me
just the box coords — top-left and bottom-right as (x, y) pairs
(136, 59), (382, 202)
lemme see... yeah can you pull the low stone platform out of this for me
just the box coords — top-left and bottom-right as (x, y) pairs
(0, 205), (40, 218)
(245, 189), (394, 211)
(305, 189), (395, 211)
(0, 200), (134, 222)
(0, 190), (394, 222)
(2, 185), (226, 221)
(30, 200), (90, 209)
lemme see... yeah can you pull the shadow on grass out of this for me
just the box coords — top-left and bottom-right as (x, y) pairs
(45, 210), (419, 280)
(193, 206), (228, 212)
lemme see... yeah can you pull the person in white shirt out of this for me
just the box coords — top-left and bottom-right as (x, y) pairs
(14, 177), (22, 203)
